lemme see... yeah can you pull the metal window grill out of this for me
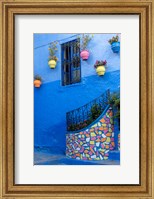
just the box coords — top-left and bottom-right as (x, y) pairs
(66, 89), (110, 132)
(61, 39), (81, 86)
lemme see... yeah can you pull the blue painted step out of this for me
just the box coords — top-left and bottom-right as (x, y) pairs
(109, 150), (120, 161)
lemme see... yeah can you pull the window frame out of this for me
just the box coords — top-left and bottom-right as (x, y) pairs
(61, 38), (81, 86)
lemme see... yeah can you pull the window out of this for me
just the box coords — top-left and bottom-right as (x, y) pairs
(61, 39), (81, 86)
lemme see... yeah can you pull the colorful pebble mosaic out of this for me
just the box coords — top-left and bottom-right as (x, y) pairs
(118, 133), (120, 150)
(66, 107), (117, 161)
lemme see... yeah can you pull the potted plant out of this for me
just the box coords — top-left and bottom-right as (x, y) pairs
(78, 34), (93, 61)
(34, 75), (42, 88)
(108, 35), (120, 53)
(48, 41), (58, 69)
(94, 60), (107, 76)
(109, 91), (120, 129)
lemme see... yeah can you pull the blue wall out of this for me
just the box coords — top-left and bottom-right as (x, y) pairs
(34, 34), (120, 152)
(34, 34), (120, 83)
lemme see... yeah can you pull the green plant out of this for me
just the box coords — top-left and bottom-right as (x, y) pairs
(108, 35), (119, 45)
(77, 34), (94, 51)
(90, 104), (102, 120)
(34, 75), (42, 81)
(48, 41), (58, 61)
(94, 60), (107, 69)
(68, 104), (102, 131)
(109, 92), (120, 109)
(109, 91), (120, 129)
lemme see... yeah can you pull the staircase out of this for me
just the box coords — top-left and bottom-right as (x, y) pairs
(66, 89), (120, 161)
(66, 89), (110, 132)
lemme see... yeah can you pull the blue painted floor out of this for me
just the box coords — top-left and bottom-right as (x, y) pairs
(34, 150), (120, 165)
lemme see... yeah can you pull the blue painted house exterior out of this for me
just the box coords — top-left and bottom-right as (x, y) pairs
(34, 33), (120, 153)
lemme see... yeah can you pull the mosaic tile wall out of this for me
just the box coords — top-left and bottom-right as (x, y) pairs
(66, 107), (116, 161)
(118, 133), (120, 150)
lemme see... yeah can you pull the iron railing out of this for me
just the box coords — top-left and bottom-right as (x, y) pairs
(66, 89), (110, 131)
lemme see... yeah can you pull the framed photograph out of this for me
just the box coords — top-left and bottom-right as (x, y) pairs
(0, 0), (154, 198)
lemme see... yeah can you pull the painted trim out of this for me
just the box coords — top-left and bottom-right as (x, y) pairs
(60, 34), (79, 45)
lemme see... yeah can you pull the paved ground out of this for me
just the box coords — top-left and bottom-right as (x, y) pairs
(34, 151), (120, 165)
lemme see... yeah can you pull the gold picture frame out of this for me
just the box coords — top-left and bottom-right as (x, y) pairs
(0, 0), (154, 198)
